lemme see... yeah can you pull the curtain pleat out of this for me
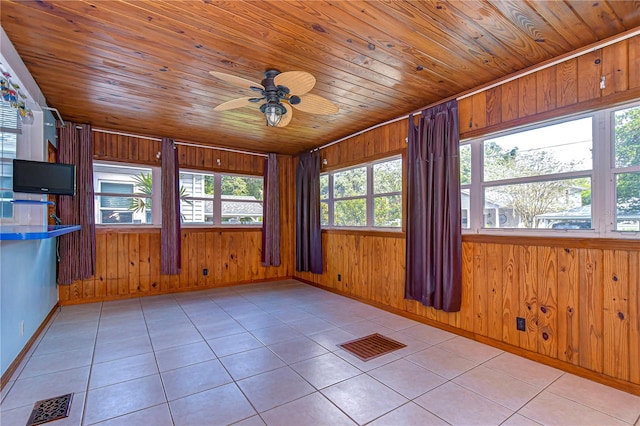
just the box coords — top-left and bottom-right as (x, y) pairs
(405, 100), (462, 312)
(262, 153), (281, 267)
(295, 151), (323, 274)
(161, 137), (181, 275)
(57, 122), (95, 285)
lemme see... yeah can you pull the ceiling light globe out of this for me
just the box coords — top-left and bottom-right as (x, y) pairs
(264, 104), (282, 127)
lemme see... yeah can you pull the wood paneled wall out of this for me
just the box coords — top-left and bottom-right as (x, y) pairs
(295, 35), (640, 394)
(295, 234), (640, 393)
(459, 35), (640, 139)
(318, 119), (407, 171)
(60, 228), (291, 304)
(93, 131), (266, 174)
(59, 132), (294, 304)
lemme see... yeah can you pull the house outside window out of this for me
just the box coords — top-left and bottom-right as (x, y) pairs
(180, 171), (214, 224)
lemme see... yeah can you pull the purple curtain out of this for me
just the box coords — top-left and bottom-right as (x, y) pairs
(295, 151), (322, 274)
(405, 100), (462, 312)
(262, 153), (281, 266)
(57, 123), (95, 285)
(161, 137), (181, 275)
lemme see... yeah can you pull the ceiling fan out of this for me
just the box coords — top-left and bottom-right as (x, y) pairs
(209, 69), (339, 127)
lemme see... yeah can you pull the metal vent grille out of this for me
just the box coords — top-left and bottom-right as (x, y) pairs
(339, 333), (407, 361)
(26, 393), (73, 426)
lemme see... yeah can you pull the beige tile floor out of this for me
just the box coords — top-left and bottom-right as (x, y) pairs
(1, 279), (639, 426)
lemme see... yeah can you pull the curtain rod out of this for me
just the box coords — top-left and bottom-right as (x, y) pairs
(92, 128), (268, 158)
(315, 26), (640, 152)
(175, 141), (267, 158)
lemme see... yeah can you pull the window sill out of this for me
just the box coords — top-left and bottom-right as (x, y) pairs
(96, 225), (160, 234)
(96, 225), (264, 233)
(322, 228), (405, 238)
(462, 232), (639, 250)
(181, 225), (262, 231)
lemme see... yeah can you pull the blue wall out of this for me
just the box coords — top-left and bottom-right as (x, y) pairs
(1, 26), (59, 378)
(0, 239), (58, 375)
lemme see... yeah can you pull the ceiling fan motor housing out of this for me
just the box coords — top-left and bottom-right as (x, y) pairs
(261, 69), (292, 109)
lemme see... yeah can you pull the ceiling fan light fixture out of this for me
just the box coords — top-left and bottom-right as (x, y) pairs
(262, 102), (286, 127)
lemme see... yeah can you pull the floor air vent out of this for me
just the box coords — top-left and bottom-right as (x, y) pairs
(26, 393), (73, 426)
(338, 333), (407, 361)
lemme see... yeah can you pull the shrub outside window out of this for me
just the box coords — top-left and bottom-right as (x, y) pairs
(321, 156), (402, 229)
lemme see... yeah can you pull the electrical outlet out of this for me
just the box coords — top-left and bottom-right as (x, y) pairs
(516, 317), (526, 331)
(20, 320), (24, 336)
(203, 268), (208, 276)
(337, 274), (341, 282)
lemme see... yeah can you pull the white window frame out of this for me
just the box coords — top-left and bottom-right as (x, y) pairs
(462, 100), (640, 239)
(321, 155), (402, 230)
(609, 104), (640, 234)
(0, 102), (20, 221)
(179, 168), (264, 227)
(179, 170), (215, 225)
(93, 161), (160, 226)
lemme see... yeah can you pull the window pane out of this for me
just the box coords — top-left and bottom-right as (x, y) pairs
(334, 198), (366, 227)
(320, 174), (329, 199)
(484, 118), (592, 182)
(95, 164), (153, 194)
(614, 106), (640, 168)
(0, 103), (18, 219)
(94, 163), (153, 225)
(100, 194), (133, 209)
(1, 201), (13, 217)
(0, 162), (13, 218)
(180, 199), (213, 224)
(0, 133), (18, 157)
(221, 200), (263, 225)
(374, 195), (401, 227)
(101, 210), (133, 224)
(97, 196), (151, 224)
(180, 172), (214, 199)
(333, 167), (366, 198)
(320, 201), (328, 226)
(373, 159), (402, 194)
(484, 177), (591, 229)
(460, 144), (471, 185)
(616, 172), (640, 231)
(221, 175), (263, 200)
(461, 189), (470, 228)
(101, 182), (133, 196)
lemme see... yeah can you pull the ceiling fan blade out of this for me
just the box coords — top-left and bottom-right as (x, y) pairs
(274, 71), (315, 95)
(209, 71), (264, 90)
(213, 97), (255, 111)
(292, 93), (339, 115)
(277, 102), (293, 127)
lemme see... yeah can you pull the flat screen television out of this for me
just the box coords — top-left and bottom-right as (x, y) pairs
(12, 159), (76, 196)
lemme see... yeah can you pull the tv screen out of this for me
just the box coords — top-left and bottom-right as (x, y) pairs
(12, 159), (76, 196)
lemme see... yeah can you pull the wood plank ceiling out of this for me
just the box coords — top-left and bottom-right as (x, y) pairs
(2, 1), (639, 155)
